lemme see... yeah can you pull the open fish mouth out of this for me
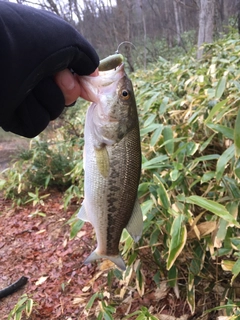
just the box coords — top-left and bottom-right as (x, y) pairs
(78, 62), (125, 104)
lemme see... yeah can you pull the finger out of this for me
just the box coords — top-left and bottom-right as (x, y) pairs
(54, 69), (81, 105)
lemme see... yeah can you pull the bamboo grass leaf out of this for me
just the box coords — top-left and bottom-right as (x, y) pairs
(215, 76), (227, 99)
(150, 125), (164, 146)
(207, 123), (234, 140)
(142, 155), (169, 170)
(157, 181), (170, 209)
(204, 99), (227, 123)
(143, 114), (156, 127)
(231, 258), (240, 285)
(163, 126), (174, 155)
(140, 123), (162, 136)
(167, 214), (187, 270)
(234, 108), (240, 157)
(186, 196), (240, 227)
(216, 144), (235, 181)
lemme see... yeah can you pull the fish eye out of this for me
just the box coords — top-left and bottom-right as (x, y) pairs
(121, 89), (130, 100)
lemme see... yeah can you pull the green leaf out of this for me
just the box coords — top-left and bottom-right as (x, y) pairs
(234, 158), (240, 178)
(157, 181), (170, 209)
(231, 258), (240, 285)
(215, 76), (227, 99)
(0, 179), (6, 189)
(170, 169), (180, 181)
(143, 114), (156, 127)
(141, 199), (154, 217)
(185, 142), (199, 156)
(159, 96), (169, 115)
(167, 214), (187, 270)
(193, 154), (220, 163)
(15, 311), (24, 320)
(216, 144), (235, 181)
(150, 228), (160, 246)
(223, 177), (240, 199)
(138, 182), (150, 198)
(201, 171), (215, 183)
(168, 265), (178, 287)
(207, 123), (234, 140)
(85, 292), (101, 310)
(150, 125), (164, 146)
(143, 92), (160, 111)
(186, 195), (240, 227)
(25, 298), (34, 317)
(70, 219), (85, 239)
(140, 123), (162, 136)
(187, 273), (195, 314)
(205, 99), (227, 123)
(142, 155), (169, 170)
(234, 108), (240, 157)
(189, 244), (205, 276)
(163, 126), (174, 155)
(199, 134), (215, 152)
(103, 310), (114, 320)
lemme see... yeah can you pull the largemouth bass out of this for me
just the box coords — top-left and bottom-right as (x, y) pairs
(77, 59), (142, 271)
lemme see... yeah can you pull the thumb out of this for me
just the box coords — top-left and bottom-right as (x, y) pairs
(54, 69), (81, 106)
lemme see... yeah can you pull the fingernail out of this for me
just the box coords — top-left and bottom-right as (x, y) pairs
(61, 73), (75, 90)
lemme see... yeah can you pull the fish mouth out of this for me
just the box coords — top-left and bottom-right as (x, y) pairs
(98, 63), (125, 88)
(78, 63), (125, 104)
(99, 62), (124, 76)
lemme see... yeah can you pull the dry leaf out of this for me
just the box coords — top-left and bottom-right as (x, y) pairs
(35, 229), (46, 235)
(35, 276), (49, 286)
(188, 221), (217, 239)
(154, 281), (169, 300)
(82, 286), (91, 292)
(99, 259), (115, 271)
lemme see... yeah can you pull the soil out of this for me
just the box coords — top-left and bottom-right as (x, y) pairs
(0, 191), (192, 320)
(0, 134), (212, 319)
(0, 135), (29, 171)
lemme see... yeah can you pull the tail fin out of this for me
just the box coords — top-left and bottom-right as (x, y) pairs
(84, 250), (126, 271)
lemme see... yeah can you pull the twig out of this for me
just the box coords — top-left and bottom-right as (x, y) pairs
(0, 276), (28, 299)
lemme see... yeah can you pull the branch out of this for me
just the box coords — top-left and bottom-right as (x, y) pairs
(0, 276), (28, 299)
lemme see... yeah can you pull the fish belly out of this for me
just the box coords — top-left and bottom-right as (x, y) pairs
(83, 125), (141, 260)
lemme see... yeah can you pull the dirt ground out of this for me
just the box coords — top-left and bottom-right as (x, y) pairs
(0, 133), (196, 319)
(0, 133), (29, 170)
(0, 191), (192, 320)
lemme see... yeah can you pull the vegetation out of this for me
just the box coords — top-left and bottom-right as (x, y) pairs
(15, 0), (239, 69)
(2, 31), (240, 318)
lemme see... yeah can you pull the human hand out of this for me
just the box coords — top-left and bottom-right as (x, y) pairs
(0, 2), (99, 138)
(54, 68), (99, 106)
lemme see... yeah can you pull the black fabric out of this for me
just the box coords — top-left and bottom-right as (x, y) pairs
(0, 2), (99, 137)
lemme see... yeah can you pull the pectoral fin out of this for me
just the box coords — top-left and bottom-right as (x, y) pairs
(126, 199), (143, 242)
(77, 202), (89, 222)
(95, 146), (110, 178)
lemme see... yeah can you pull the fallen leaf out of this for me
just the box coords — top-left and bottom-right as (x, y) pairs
(35, 276), (49, 286)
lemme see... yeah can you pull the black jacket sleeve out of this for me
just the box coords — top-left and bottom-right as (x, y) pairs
(0, 2), (99, 138)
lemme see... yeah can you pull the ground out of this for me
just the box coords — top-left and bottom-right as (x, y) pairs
(0, 192), (191, 320)
(0, 135), (205, 320)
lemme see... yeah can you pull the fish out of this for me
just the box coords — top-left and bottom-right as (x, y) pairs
(77, 58), (142, 271)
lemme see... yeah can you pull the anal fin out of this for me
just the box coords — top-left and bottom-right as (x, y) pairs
(77, 202), (89, 222)
(125, 199), (143, 242)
